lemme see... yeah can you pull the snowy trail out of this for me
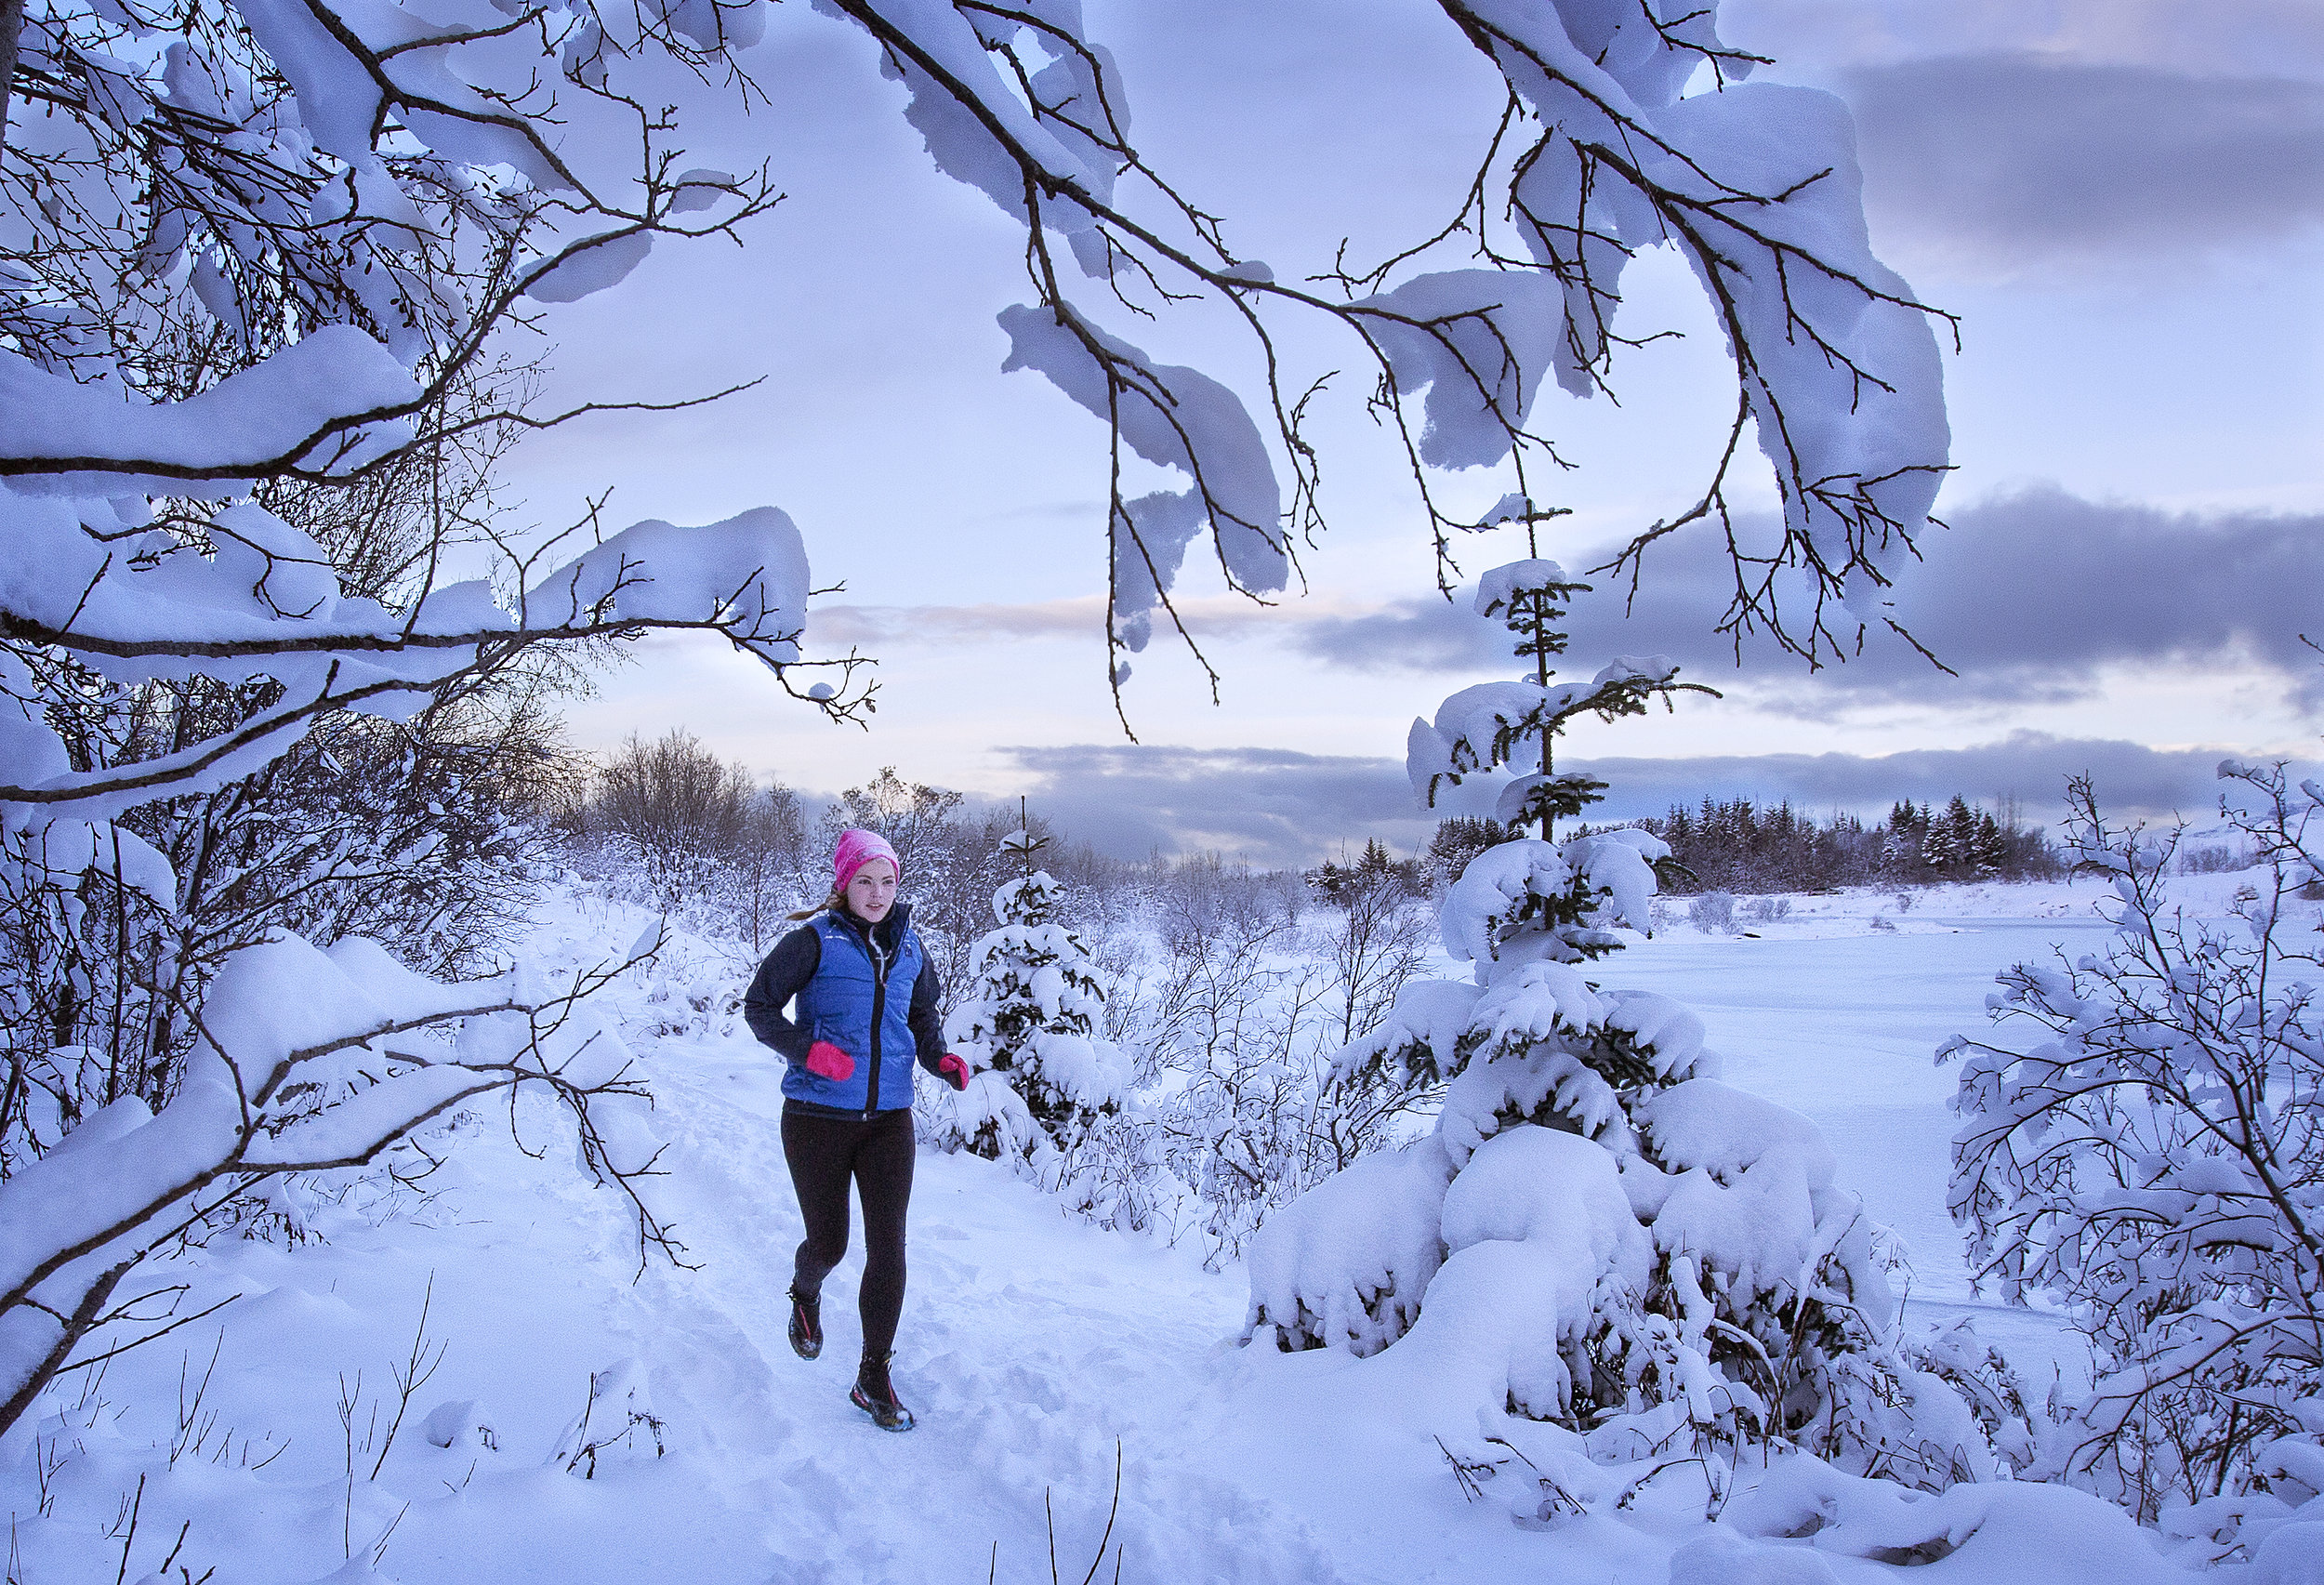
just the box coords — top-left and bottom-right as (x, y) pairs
(623, 1036), (2011, 1585)
(619, 1041), (1761, 1585)
(625, 1042), (1356, 1583)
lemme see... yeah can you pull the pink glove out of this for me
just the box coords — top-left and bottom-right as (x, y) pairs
(805, 1040), (854, 1082)
(935, 1053), (970, 1092)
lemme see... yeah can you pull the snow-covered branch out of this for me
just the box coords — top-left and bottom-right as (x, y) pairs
(2, 0), (860, 823)
(0, 930), (677, 1439)
(825, 0), (1949, 705)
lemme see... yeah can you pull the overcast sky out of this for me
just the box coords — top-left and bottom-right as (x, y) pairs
(503, 0), (2323, 865)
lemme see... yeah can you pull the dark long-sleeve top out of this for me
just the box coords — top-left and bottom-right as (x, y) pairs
(743, 906), (946, 1073)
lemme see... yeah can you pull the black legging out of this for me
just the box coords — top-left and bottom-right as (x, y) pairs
(781, 1106), (915, 1359)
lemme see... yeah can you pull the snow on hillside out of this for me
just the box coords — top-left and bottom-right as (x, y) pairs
(6, 878), (2289, 1583)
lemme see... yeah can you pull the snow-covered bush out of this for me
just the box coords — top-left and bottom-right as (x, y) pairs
(1116, 873), (1438, 1265)
(0, 931), (673, 1437)
(0, 694), (568, 1175)
(939, 836), (1131, 1171)
(1315, 873), (1437, 1054)
(1945, 767), (2324, 1556)
(571, 729), (815, 955)
(1143, 906), (1330, 1261)
(1249, 559), (1992, 1489)
(1689, 891), (1736, 933)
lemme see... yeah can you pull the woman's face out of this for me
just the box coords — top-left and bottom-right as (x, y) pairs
(845, 857), (898, 922)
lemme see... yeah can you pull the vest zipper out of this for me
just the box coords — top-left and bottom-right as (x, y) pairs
(865, 931), (890, 1120)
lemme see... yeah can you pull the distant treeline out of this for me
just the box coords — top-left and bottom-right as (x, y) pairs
(1419, 797), (2065, 897)
(1633, 797), (2061, 893)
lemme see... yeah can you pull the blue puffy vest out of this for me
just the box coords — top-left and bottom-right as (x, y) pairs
(782, 908), (925, 1114)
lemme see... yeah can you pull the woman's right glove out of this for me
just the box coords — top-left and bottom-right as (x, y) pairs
(935, 1053), (970, 1091)
(805, 1040), (855, 1081)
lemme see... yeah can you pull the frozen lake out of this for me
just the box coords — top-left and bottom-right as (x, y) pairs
(1609, 916), (2118, 1378)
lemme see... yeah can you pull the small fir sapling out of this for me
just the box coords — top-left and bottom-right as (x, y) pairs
(1248, 537), (2000, 1487)
(938, 813), (1130, 1165)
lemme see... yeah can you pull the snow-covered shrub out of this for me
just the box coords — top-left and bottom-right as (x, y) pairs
(1145, 914), (1332, 1263)
(1249, 559), (1991, 1488)
(1121, 878), (1437, 1265)
(1741, 896), (1793, 924)
(0, 932), (675, 1438)
(938, 839), (1131, 1169)
(1945, 767), (2324, 1553)
(1041, 1108), (1168, 1235)
(14, 693), (568, 1139)
(1315, 874), (1437, 1053)
(567, 731), (821, 964)
(1689, 891), (1736, 933)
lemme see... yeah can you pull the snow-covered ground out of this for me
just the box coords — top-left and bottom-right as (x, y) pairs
(7, 875), (2278, 1583)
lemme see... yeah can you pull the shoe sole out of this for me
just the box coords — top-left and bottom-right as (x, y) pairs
(850, 1387), (915, 1433)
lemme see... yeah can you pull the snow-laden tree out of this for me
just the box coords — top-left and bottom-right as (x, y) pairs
(940, 829), (1129, 1166)
(1248, 561), (1999, 1492)
(0, 927), (673, 1436)
(0, 0), (852, 1435)
(1944, 766), (2324, 1556)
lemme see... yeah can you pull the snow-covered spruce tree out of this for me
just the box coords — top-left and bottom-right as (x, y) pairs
(940, 826), (1131, 1177)
(1248, 556), (2000, 1488)
(1944, 766), (2324, 1556)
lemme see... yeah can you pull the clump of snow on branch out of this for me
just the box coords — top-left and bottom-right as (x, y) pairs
(997, 303), (1287, 656)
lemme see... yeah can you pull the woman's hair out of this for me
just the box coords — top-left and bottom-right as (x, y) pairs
(785, 888), (846, 923)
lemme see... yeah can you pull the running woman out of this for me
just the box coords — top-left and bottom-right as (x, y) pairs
(743, 828), (969, 1431)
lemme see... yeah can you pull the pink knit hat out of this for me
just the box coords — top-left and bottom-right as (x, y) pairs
(833, 827), (901, 893)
